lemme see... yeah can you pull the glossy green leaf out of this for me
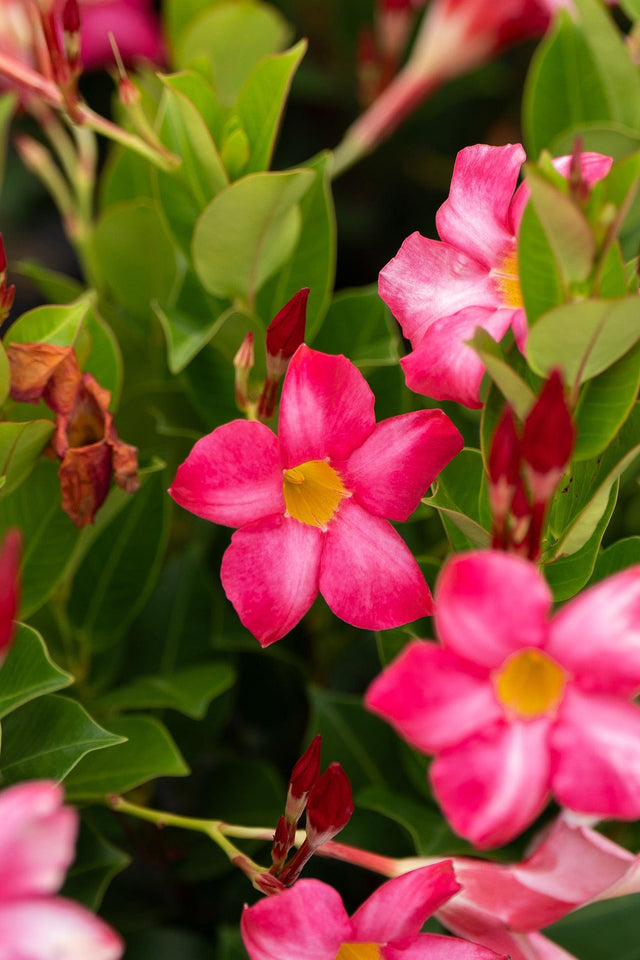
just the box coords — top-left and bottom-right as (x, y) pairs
(525, 165), (595, 283)
(62, 821), (130, 910)
(313, 284), (401, 367)
(518, 202), (564, 324)
(6, 294), (93, 347)
(236, 40), (306, 173)
(0, 623), (71, 719)
(0, 420), (54, 499)
(422, 449), (490, 551)
(192, 169), (315, 303)
(67, 466), (170, 651)
(81, 307), (123, 405)
(154, 298), (242, 374)
(469, 328), (535, 420)
(0, 694), (124, 784)
(160, 71), (225, 144)
(589, 536), (640, 584)
(94, 662), (236, 719)
(64, 715), (189, 800)
(526, 297), (640, 385)
(159, 78), (228, 197)
(175, 1), (291, 106)
(574, 341), (640, 460)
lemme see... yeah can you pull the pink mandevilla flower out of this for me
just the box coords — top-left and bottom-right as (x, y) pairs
(366, 550), (640, 848)
(0, 780), (123, 959)
(170, 345), (463, 645)
(241, 861), (506, 960)
(379, 144), (612, 408)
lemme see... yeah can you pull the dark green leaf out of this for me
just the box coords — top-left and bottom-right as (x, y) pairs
(588, 537), (640, 584)
(62, 820), (130, 910)
(422, 449), (490, 550)
(94, 662), (236, 719)
(0, 623), (71, 719)
(0, 420), (55, 499)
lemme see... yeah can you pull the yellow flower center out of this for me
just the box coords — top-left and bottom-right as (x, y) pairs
(335, 945), (382, 960)
(494, 648), (566, 719)
(492, 248), (523, 309)
(282, 459), (350, 530)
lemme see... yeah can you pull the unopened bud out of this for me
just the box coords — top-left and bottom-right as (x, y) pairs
(522, 370), (574, 503)
(304, 762), (354, 849)
(233, 855), (285, 896)
(376, 0), (416, 64)
(0, 235), (15, 324)
(62, 0), (81, 77)
(285, 734), (321, 827)
(270, 815), (291, 874)
(265, 289), (309, 378)
(233, 332), (255, 412)
(0, 529), (21, 666)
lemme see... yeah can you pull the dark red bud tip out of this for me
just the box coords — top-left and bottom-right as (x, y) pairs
(266, 288), (309, 367)
(522, 370), (575, 478)
(0, 234), (7, 274)
(0, 529), (21, 665)
(305, 762), (354, 848)
(488, 405), (521, 486)
(270, 815), (291, 872)
(287, 734), (321, 805)
(62, 0), (81, 34)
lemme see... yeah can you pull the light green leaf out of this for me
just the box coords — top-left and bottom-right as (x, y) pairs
(6, 294), (93, 347)
(0, 420), (54, 499)
(525, 165), (595, 283)
(192, 168), (315, 303)
(518, 201), (564, 324)
(0, 623), (71, 719)
(16, 260), (83, 304)
(574, 341), (640, 460)
(81, 307), (123, 406)
(93, 662), (236, 719)
(158, 78), (228, 197)
(0, 93), (16, 186)
(64, 715), (189, 800)
(0, 694), (124, 784)
(154, 300), (239, 374)
(469, 328), (535, 420)
(0, 339), (8, 408)
(618, 0), (640, 19)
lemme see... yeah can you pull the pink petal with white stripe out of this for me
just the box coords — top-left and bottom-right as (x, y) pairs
(241, 879), (351, 960)
(365, 642), (501, 753)
(221, 514), (323, 646)
(436, 552), (551, 669)
(551, 688), (640, 818)
(435, 144), (526, 268)
(169, 421), (283, 527)
(0, 898), (123, 960)
(351, 862), (460, 943)
(320, 500), (433, 629)
(341, 410), (463, 521)
(431, 719), (551, 848)
(546, 567), (640, 696)
(278, 346), (376, 466)
(0, 782), (76, 900)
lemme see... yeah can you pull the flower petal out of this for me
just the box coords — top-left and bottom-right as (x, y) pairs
(436, 552), (551, 669)
(435, 144), (526, 267)
(365, 642), (500, 753)
(551, 688), (640, 818)
(341, 410), (463, 521)
(0, 897), (123, 960)
(221, 514), (322, 646)
(379, 235), (498, 346)
(80, 1), (164, 69)
(401, 306), (517, 407)
(385, 933), (507, 960)
(241, 879), (351, 960)
(546, 567), (640, 696)
(431, 719), (551, 848)
(351, 863), (460, 943)
(320, 500), (433, 630)
(169, 421), (284, 528)
(0, 782), (76, 900)
(278, 346), (376, 465)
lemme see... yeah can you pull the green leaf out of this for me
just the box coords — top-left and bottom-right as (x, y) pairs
(175, 1), (291, 106)
(547, 893), (640, 960)
(357, 786), (473, 856)
(99, 147), (154, 211)
(618, 0), (640, 19)
(192, 168), (315, 303)
(0, 623), (71, 719)
(67, 466), (170, 651)
(93, 201), (179, 320)
(127, 928), (213, 960)
(518, 201), (564, 324)
(0, 694), (124, 784)
(469, 328), (535, 420)
(0, 339), (7, 408)
(5, 293), (93, 347)
(93, 662), (236, 719)
(82, 307), (123, 406)
(589, 536), (640, 583)
(62, 820), (130, 910)
(523, 11), (610, 157)
(0, 420), (55, 499)
(526, 297), (640, 386)
(16, 260), (83, 304)
(0, 93), (16, 185)
(574, 341), (640, 460)
(159, 77), (228, 197)
(422, 449), (491, 551)
(64, 715), (189, 800)
(154, 298), (243, 374)
(236, 40), (306, 173)
(312, 284), (401, 366)
(525, 165), (595, 283)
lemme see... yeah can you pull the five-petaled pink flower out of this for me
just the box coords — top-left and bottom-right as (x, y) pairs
(169, 345), (463, 645)
(241, 861), (506, 960)
(0, 780), (123, 958)
(366, 550), (640, 848)
(379, 144), (612, 407)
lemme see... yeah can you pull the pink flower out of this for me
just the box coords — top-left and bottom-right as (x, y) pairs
(366, 550), (640, 848)
(170, 345), (463, 645)
(0, 780), (123, 959)
(73, 0), (163, 70)
(379, 144), (612, 407)
(0, 529), (20, 666)
(241, 861), (506, 959)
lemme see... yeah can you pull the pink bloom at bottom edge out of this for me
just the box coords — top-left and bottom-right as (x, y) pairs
(0, 781), (123, 960)
(241, 863), (506, 959)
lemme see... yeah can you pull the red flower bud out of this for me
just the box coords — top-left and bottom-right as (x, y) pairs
(304, 762), (354, 848)
(285, 734), (321, 826)
(0, 529), (20, 666)
(270, 815), (291, 874)
(522, 370), (574, 502)
(265, 289), (309, 375)
(233, 332), (255, 412)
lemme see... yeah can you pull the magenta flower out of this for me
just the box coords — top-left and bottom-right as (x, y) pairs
(0, 780), (123, 958)
(366, 550), (640, 848)
(170, 346), (463, 645)
(74, 0), (164, 70)
(241, 862), (506, 960)
(379, 144), (612, 407)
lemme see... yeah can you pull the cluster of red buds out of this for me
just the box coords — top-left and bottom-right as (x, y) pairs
(27, 0), (83, 118)
(488, 370), (575, 561)
(233, 287), (309, 422)
(357, 0), (418, 107)
(266, 735), (354, 890)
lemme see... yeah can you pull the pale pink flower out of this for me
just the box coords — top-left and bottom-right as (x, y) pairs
(379, 144), (612, 407)
(241, 861), (506, 960)
(366, 550), (640, 848)
(0, 780), (123, 959)
(170, 345), (463, 645)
